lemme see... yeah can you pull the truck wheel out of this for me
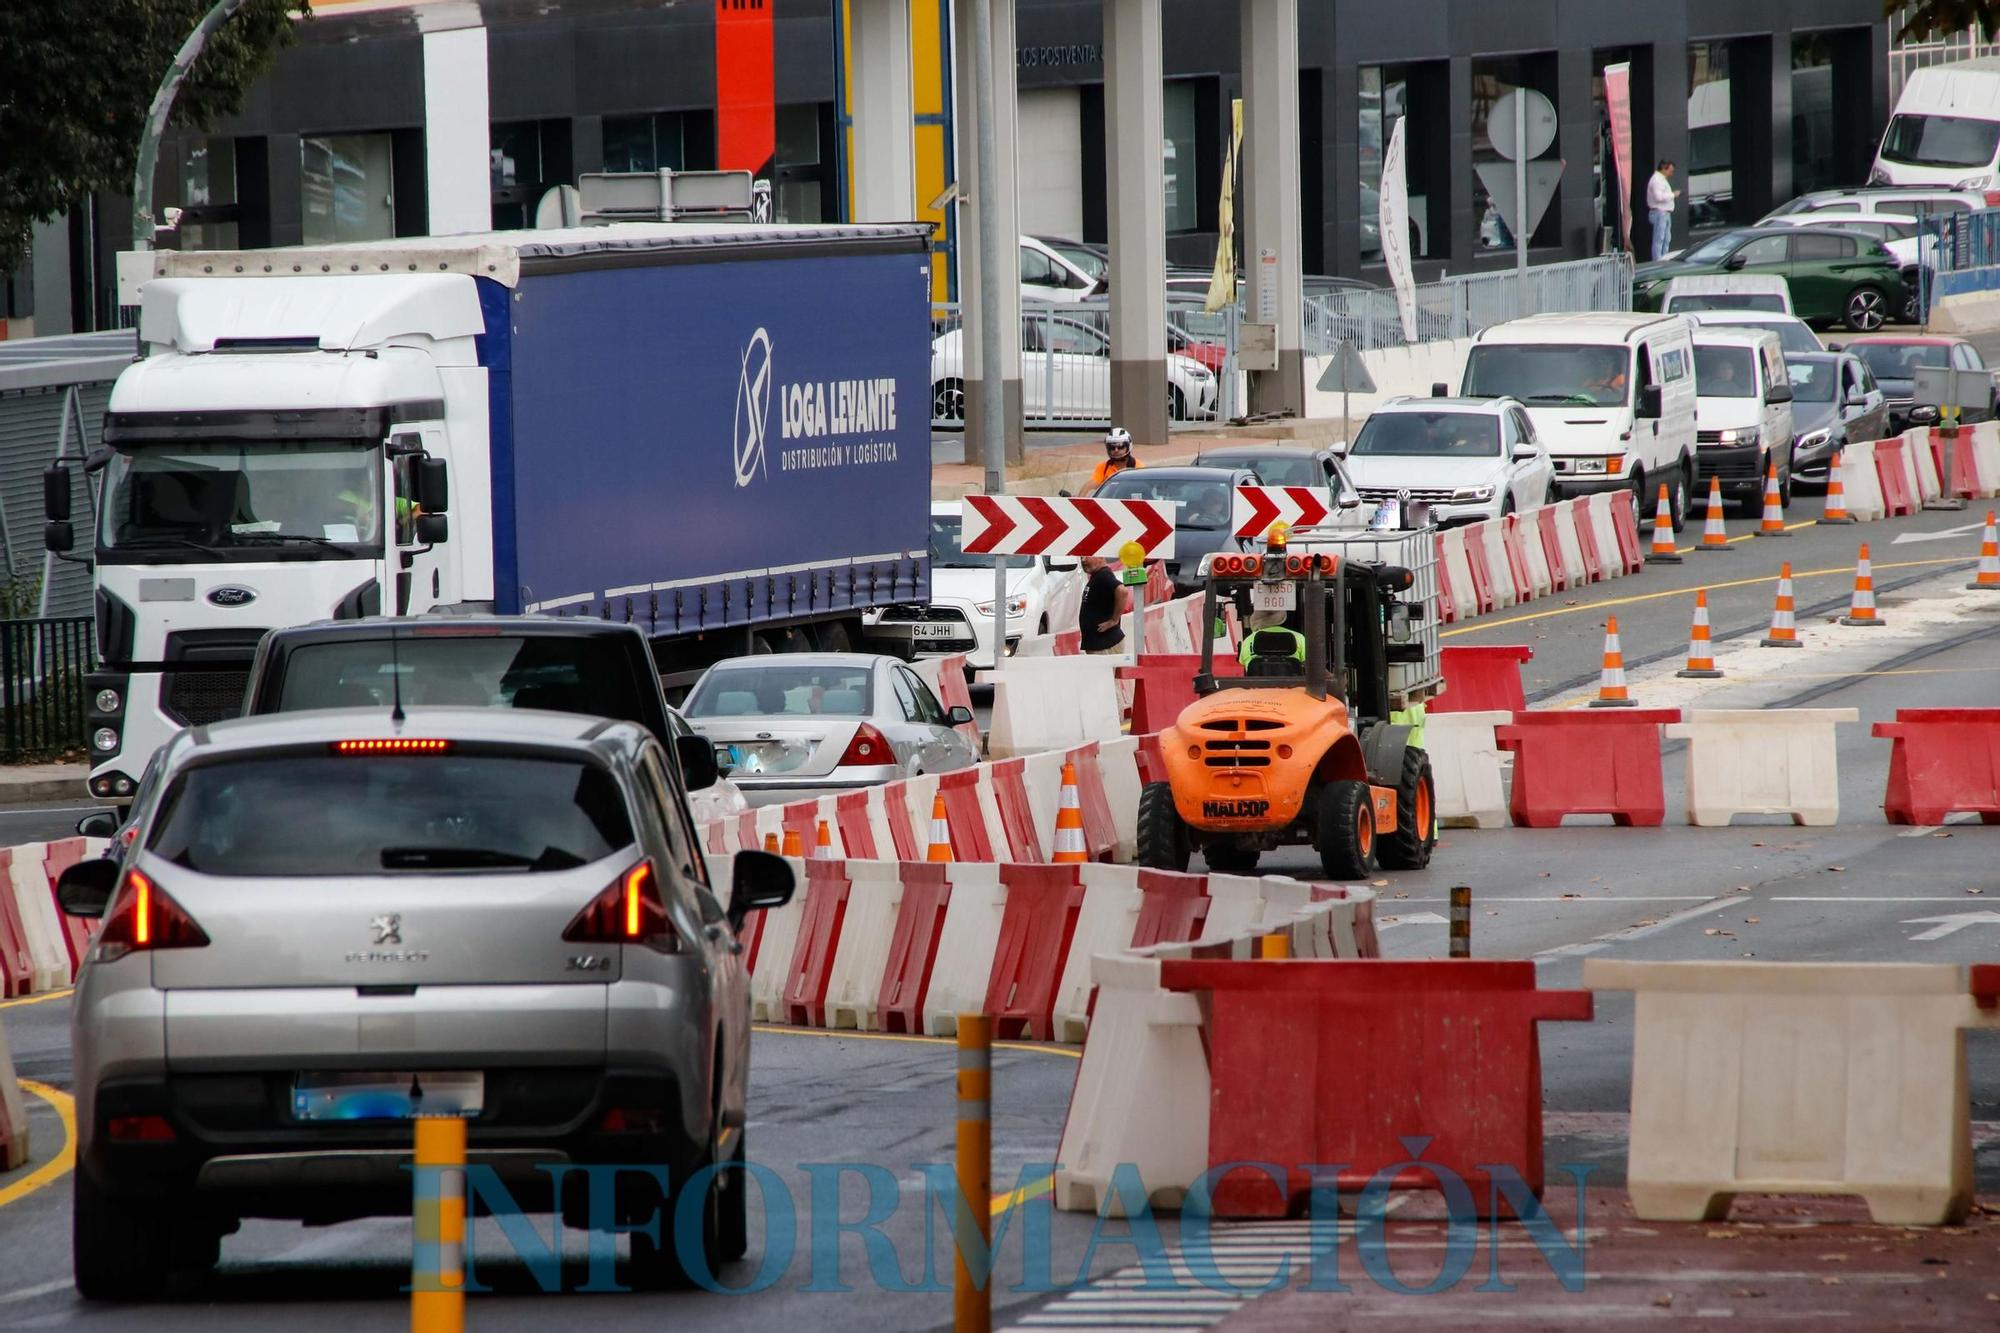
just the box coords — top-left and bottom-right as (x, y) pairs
(1376, 748), (1438, 871)
(1203, 842), (1260, 874)
(1136, 782), (1190, 872)
(74, 1169), (172, 1301)
(1315, 779), (1377, 880)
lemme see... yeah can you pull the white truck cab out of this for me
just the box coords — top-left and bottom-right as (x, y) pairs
(1459, 312), (1699, 525)
(1872, 58), (2000, 191)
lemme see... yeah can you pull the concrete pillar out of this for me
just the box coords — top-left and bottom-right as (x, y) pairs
(952, 0), (1024, 465)
(420, 23), (493, 235)
(1557, 48), (1596, 256)
(1105, 0), (1168, 445)
(1241, 0), (1304, 416)
(30, 217), (71, 337)
(851, 0), (917, 224)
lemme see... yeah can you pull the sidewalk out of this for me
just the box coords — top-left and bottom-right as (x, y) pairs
(0, 763), (87, 806)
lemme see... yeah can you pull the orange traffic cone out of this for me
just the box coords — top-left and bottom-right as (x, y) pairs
(763, 831), (781, 854)
(1052, 762), (1089, 864)
(925, 792), (954, 863)
(1646, 482), (1682, 564)
(813, 818), (836, 858)
(1968, 511), (2000, 593)
(1589, 616), (1637, 707)
(1694, 475), (1731, 552)
(1819, 450), (1854, 524)
(1676, 589), (1722, 678)
(780, 827), (804, 858)
(1760, 561), (1801, 647)
(1758, 461), (1789, 536)
(1840, 544), (1883, 626)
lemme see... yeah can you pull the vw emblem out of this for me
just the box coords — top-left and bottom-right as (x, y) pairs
(207, 585), (256, 607)
(369, 914), (402, 946)
(1397, 488), (1412, 502)
(733, 327), (774, 489)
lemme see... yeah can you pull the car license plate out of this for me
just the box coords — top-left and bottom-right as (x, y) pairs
(292, 1071), (483, 1121)
(912, 623), (959, 641)
(1250, 582), (1296, 612)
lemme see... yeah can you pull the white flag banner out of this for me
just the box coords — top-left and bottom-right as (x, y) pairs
(1379, 117), (1417, 344)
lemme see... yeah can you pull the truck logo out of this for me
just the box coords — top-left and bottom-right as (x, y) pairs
(369, 914), (402, 946)
(1202, 798), (1269, 819)
(734, 327), (774, 488)
(207, 585), (256, 607)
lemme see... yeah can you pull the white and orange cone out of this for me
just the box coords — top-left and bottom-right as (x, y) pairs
(1589, 616), (1637, 707)
(780, 827), (804, 858)
(1694, 475), (1732, 552)
(1646, 482), (1683, 564)
(925, 792), (954, 863)
(813, 818), (836, 858)
(1758, 461), (1789, 536)
(1819, 450), (1855, 525)
(1676, 589), (1723, 678)
(1760, 561), (1802, 648)
(1051, 762), (1089, 864)
(1840, 543), (1883, 626)
(763, 831), (781, 854)
(1968, 511), (2000, 593)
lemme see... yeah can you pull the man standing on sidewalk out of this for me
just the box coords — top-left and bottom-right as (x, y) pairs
(1646, 160), (1679, 262)
(1078, 555), (1129, 655)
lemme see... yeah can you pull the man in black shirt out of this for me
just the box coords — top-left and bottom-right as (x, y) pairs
(1078, 556), (1129, 654)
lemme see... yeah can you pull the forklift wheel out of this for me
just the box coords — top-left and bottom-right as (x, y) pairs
(1202, 842), (1261, 875)
(1376, 748), (1438, 871)
(1316, 779), (1377, 880)
(1136, 782), (1190, 872)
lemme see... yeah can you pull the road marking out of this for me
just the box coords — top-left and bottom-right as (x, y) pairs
(753, 1023), (1080, 1059)
(0, 988), (71, 1011)
(0, 1081), (75, 1210)
(1376, 912), (1448, 930)
(1902, 911), (2000, 941)
(1534, 893), (1738, 959)
(1774, 896), (1996, 902)
(992, 1173), (1054, 1217)
(1892, 518), (1991, 545)
(1899, 814), (1981, 836)
(0, 1279), (72, 1306)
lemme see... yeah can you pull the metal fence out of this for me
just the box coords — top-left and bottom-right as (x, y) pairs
(1, 616), (93, 761)
(1302, 253), (1636, 353)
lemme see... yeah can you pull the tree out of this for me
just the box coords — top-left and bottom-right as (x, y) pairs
(1889, 0), (2000, 41)
(0, 0), (308, 274)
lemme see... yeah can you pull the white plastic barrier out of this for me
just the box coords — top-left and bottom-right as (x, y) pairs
(1097, 735), (1144, 863)
(1833, 442), (1888, 521)
(1908, 427), (1942, 503)
(0, 1010), (28, 1169)
(1663, 708), (1858, 827)
(1517, 513), (1555, 599)
(898, 771), (944, 853)
(1196, 873), (1267, 944)
(923, 862), (1009, 1036)
(1968, 421), (2000, 498)
(1553, 501), (1589, 586)
(1585, 492), (1625, 579)
(809, 793), (845, 857)
(1426, 709), (1512, 828)
(1053, 864), (1146, 1043)
(1256, 875), (1313, 929)
(985, 658), (1124, 760)
(1472, 520), (1517, 607)
(6, 843), (67, 993)
(1438, 526), (1479, 617)
(739, 855), (809, 1022)
(822, 860), (906, 1030)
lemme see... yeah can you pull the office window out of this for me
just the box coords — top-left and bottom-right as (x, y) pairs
(1164, 81), (1198, 233)
(601, 111), (717, 176)
(302, 134), (396, 244)
(1793, 34), (1838, 198)
(775, 103), (824, 223)
(1686, 43), (1732, 231)
(177, 137), (239, 250)
(1360, 66), (1432, 259)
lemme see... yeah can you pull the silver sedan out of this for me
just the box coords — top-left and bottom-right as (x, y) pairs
(681, 653), (979, 798)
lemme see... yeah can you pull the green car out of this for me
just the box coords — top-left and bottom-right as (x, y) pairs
(1632, 225), (1906, 332)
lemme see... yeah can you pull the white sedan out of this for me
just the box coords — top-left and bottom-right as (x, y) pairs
(863, 503), (1085, 669)
(931, 312), (1218, 424)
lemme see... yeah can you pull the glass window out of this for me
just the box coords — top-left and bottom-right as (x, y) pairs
(272, 633), (655, 722)
(775, 103), (826, 223)
(888, 668), (920, 722)
(149, 752), (634, 876)
(1686, 42), (1733, 231)
(1164, 81), (1198, 233)
(1880, 113), (2000, 170)
(1020, 246), (1057, 286)
(1694, 345), (1758, 397)
(1472, 58), (1559, 251)
(1091, 473), (1233, 529)
(1785, 357), (1838, 401)
(901, 668), (948, 725)
(1461, 344), (1633, 407)
(490, 122), (540, 189)
(1791, 35), (1837, 198)
(301, 134), (396, 244)
(177, 137), (239, 250)
(684, 663), (874, 718)
(1045, 319), (1108, 356)
(1349, 412), (1501, 458)
(1793, 232), (1849, 261)
(1732, 235), (1791, 265)
(99, 439), (382, 557)
(1852, 342), (1947, 380)
(602, 112), (711, 176)
(1360, 66), (1426, 258)
(603, 115), (660, 173)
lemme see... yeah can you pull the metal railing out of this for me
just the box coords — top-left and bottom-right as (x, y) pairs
(1302, 253), (1636, 354)
(1, 617), (94, 762)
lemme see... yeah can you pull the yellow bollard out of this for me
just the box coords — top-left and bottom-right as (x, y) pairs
(412, 1116), (466, 1333)
(954, 1014), (992, 1333)
(1259, 932), (1291, 960)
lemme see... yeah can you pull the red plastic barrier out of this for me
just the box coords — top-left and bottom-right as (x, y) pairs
(833, 789), (884, 860)
(1142, 604), (1175, 654)
(1607, 490), (1646, 574)
(884, 782), (923, 861)
(1053, 629), (1082, 655)
(1975, 963), (2000, 1010)
(1122, 655), (1240, 735)
(1146, 561), (1174, 605)
(1136, 732), (1168, 785)
(741, 905), (770, 976)
(936, 768), (997, 861)
(1875, 438), (1916, 516)
(40, 838), (92, 977)
(1929, 426), (1985, 499)
(1061, 741), (1119, 861)
(1872, 708), (2000, 825)
(988, 760), (1045, 862)
(982, 864), (1086, 1040)
(1159, 959), (1592, 1218)
(0, 849), (33, 998)
(877, 863), (953, 1033)
(1495, 709), (1677, 828)
(929, 653), (981, 744)
(735, 809), (760, 852)
(1435, 645), (1533, 714)
(1533, 507), (1570, 592)
(1569, 498), (1605, 583)
(1459, 524), (1498, 615)
(1433, 533), (1459, 624)
(780, 799), (819, 854)
(705, 822), (726, 854)
(1131, 868), (1210, 949)
(1306, 885), (1382, 957)
(1500, 513), (1537, 602)
(782, 861), (853, 1026)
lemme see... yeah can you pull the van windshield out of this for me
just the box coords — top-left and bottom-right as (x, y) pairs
(1694, 346), (1758, 398)
(1881, 113), (2000, 169)
(1461, 344), (1633, 408)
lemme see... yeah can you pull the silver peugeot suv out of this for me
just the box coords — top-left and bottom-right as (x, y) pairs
(55, 706), (794, 1300)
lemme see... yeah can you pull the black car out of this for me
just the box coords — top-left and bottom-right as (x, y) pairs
(1091, 465), (1261, 594)
(1192, 443), (1363, 509)
(1782, 351), (1890, 491)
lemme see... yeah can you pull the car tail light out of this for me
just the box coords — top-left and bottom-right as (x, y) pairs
(97, 869), (209, 963)
(108, 1114), (177, 1143)
(564, 860), (676, 946)
(836, 723), (891, 767)
(333, 738), (451, 754)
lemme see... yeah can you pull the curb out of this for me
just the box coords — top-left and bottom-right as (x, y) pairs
(0, 778), (90, 808)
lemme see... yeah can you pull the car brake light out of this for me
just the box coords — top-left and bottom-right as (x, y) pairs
(563, 860), (676, 946)
(108, 1114), (177, 1142)
(333, 738), (451, 754)
(836, 723), (891, 767)
(97, 869), (209, 963)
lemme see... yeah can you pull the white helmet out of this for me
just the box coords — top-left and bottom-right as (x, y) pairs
(1103, 427), (1133, 451)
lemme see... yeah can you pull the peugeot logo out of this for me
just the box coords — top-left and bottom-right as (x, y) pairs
(207, 585), (256, 607)
(733, 327), (774, 488)
(369, 914), (402, 946)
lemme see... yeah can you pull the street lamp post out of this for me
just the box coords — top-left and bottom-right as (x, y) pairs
(131, 0), (250, 256)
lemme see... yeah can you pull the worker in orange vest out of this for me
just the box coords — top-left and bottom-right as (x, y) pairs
(1086, 426), (1142, 492)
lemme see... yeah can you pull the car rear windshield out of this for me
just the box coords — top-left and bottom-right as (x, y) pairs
(1093, 474), (1234, 529)
(684, 664), (874, 718)
(1694, 346), (1758, 397)
(1201, 454), (1318, 486)
(147, 752), (634, 876)
(1461, 344), (1632, 407)
(270, 633), (654, 724)
(1852, 342), (1949, 380)
(1350, 412), (1500, 457)
(1669, 294), (1789, 313)
(1701, 318), (1820, 355)
(1880, 113), (2000, 170)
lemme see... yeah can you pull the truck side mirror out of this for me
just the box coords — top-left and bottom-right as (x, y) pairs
(675, 732), (720, 791)
(1637, 385), (1664, 419)
(415, 513), (449, 544)
(44, 520), (73, 553)
(1765, 381), (1793, 404)
(43, 464), (71, 521)
(417, 457), (450, 513)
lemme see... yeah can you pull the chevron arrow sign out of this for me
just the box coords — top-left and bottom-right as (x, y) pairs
(1231, 485), (1332, 539)
(959, 495), (1177, 558)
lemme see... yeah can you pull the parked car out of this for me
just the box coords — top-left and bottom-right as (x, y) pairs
(1091, 464), (1262, 594)
(861, 502), (1085, 669)
(931, 313), (1218, 423)
(1841, 333), (2000, 434)
(1685, 309), (1825, 355)
(1335, 396), (1556, 526)
(1691, 328), (1796, 512)
(1191, 443), (1365, 517)
(1033, 235), (1108, 285)
(681, 653), (978, 799)
(57, 707), (795, 1299)
(1019, 234), (1104, 304)
(1633, 225), (1905, 332)
(1870, 61), (2000, 191)
(1784, 350), (1890, 490)
(1765, 213), (1937, 322)
(1762, 185), (1995, 222)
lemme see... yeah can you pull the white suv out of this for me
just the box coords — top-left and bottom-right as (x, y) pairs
(1335, 396), (1556, 527)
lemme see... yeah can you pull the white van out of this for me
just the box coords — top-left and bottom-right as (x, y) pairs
(1872, 58), (2000, 191)
(1691, 328), (1796, 513)
(1460, 312), (1700, 524)
(1662, 274), (1795, 316)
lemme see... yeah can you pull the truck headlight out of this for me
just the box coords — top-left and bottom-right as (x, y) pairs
(1713, 427), (1759, 446)
(1450, 486), (1496, 503)
(94, 687), (122, 713)
(978, 597), (1030, 617)
(93, 726), (121, 754)
(1573, 458), (1608, 475)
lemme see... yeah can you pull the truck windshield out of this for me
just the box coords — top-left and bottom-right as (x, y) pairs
(1461, 344), (1632, 408)
(99, 439), (381, 559)
(1881, 113), (2000, 169)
